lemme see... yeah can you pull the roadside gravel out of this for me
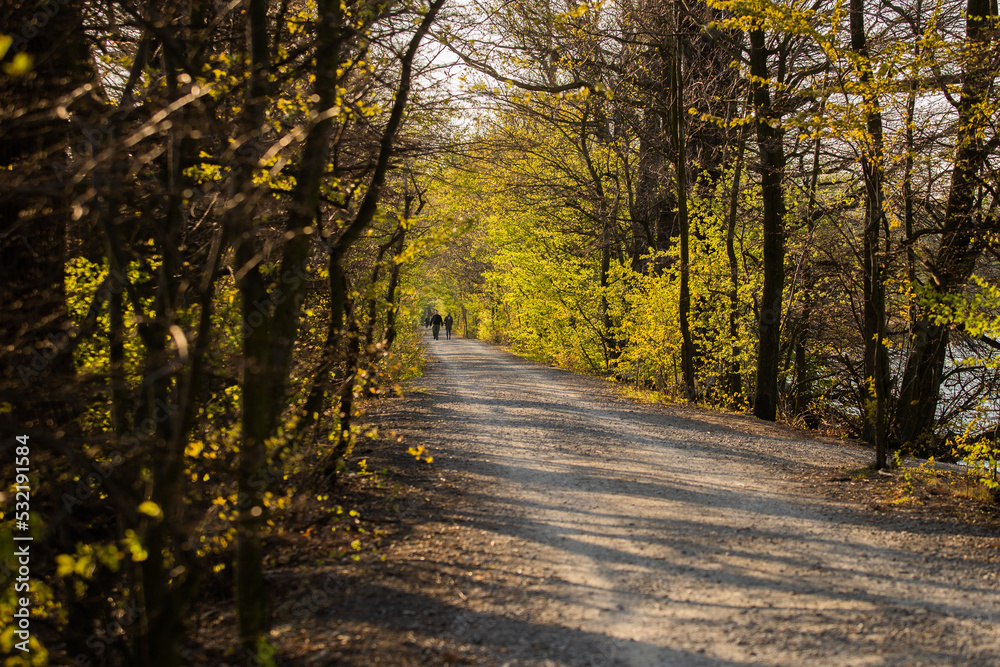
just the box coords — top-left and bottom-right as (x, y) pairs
(386, 334), (1000, 666)
(316, 339), (1000, 667)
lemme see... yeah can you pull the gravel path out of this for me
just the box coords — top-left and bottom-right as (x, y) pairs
(399, 334), (1000, 666)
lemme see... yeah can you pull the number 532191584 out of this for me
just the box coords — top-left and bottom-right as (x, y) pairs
(14, 435), (30, 526)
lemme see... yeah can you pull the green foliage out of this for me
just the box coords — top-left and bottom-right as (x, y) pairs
(0, 524), (59, 666)
(480, 210), (607, 370)
(950, 416), (1000, 491)
(440, 141), (767, 405)
(922, 276), (1000, 343)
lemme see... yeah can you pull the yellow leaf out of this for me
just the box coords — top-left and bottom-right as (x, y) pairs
(0, 35), (12, 60)
(138, 501), (163, 519)
(2, 52), (33, 77)
(56, 554), (75, 577)
(75, 553), (96, 578)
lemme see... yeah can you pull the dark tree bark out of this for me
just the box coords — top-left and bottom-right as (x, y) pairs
(0, 3), (91, 428)
(791, 126), (821, 426)
(234, 0), (277, 660)
(893, 0), (996, 450)
(669, 11), (697, 401)
(383, 226), (408, 351)
(724, 120), (748, 404)
(331, 289), (361, 464)
(750, 27), (786, 422)
(850, 0), (891, 467)
(631, 117), (664, 270)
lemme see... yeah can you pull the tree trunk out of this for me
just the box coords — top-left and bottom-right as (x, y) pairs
(384, 227), (408, 351)
(599, 218), (616, 368)
(850, 0), (891, 466)
(750, 27), (786, 421)
(139, 20), (212, 661)
(893, 0), (995, 450)
(234, 0), (276, 660)
(671, 15), (697, 402)
(332, 293), (362, 465)
(0, 3), (87, 428)
(724, 113), (749, 404)
(632, 122), (660, 271)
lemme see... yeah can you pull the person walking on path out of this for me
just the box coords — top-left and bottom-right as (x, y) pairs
(444, 313), (454, 340)
(430, 310), (443, 340)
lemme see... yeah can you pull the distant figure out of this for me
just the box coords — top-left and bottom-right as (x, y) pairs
(444, 313), (454, 340)
(423, 314), (430, 328)
(430, 310), (443, 340)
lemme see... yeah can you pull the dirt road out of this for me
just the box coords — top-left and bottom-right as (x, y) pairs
(375, 335), (1000, 666)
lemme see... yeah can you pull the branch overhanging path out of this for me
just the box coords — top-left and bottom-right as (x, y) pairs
(392, 332), (1000, 665)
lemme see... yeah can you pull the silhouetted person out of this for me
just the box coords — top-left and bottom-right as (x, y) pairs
(430, 310), (443, 340)
(444, 313), (453, 339)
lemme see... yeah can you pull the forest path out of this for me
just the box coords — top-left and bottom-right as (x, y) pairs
(388, 333), (1000, 666)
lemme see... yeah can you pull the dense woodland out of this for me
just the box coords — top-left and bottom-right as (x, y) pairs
(1, 0), (998, 663)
